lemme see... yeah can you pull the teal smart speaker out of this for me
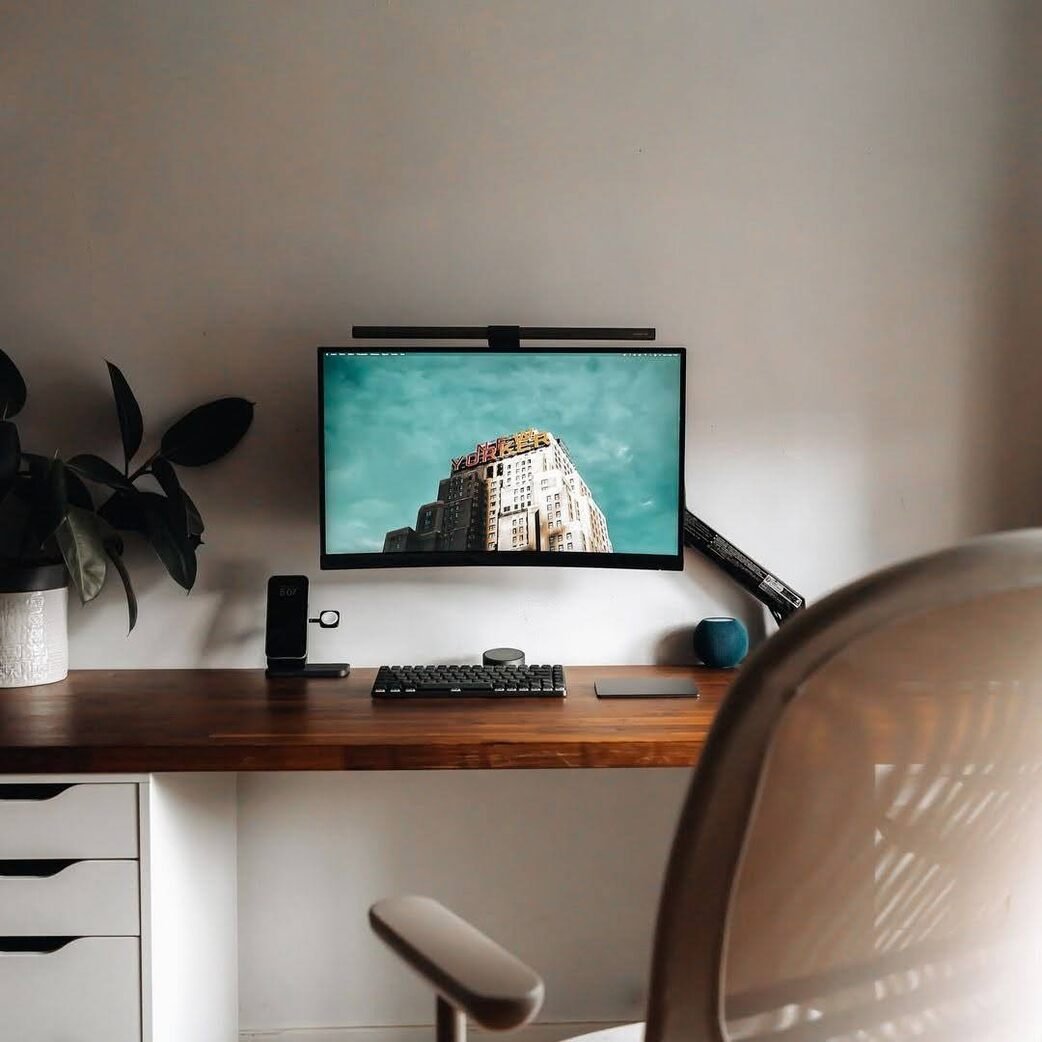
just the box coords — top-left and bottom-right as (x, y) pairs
(693, 617), (749, 669)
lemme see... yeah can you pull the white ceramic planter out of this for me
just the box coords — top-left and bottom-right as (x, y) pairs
(0, 566), (69, 688)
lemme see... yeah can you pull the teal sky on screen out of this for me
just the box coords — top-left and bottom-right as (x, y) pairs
(322, 351), (682, 555)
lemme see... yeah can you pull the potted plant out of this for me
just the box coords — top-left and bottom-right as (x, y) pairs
(0, 348), (253, 687)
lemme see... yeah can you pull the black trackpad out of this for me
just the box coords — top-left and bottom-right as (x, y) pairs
(595, 677), (700, 699)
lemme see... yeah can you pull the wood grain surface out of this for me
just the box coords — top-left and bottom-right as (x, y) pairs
(0, 666), (733, 773)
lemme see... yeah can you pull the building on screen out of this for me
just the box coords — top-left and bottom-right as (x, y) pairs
(382, 428), (612, 554)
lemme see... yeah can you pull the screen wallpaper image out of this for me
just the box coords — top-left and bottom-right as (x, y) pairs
(322, 351), (682, 558)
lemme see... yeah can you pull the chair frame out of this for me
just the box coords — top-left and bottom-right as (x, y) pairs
(645, 530), (1042, 1042)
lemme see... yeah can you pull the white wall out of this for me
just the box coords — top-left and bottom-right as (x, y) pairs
(237, 769), (688, 1033)
(2, 0), (1035, 1035)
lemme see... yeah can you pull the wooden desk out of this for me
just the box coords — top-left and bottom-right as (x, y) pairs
(0, 665), (731, 773)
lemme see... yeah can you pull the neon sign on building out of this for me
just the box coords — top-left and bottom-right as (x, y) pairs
(451, 428), (552, 472)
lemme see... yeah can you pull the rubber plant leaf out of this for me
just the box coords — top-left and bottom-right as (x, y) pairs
(0, 349), (26, 419)
(55, 505), (108, 603)
(65, 468), (94, 511)
(68, 453), (135, 492)
(138, 490), (197, 591)
(105, 545), (137, 632)
(0, 420), (19, 499)
(183, 487), (204, 547)
(106, 361), (143, 473)
(90, 510), (136, 632)
(98, 489), (146, 534)
(160, 397), (254, 466)
(42, 457), (68, 543)
(151, 457), (188, 537)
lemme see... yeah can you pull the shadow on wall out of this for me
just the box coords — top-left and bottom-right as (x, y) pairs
(989, 0), (1042, 530)
(199, 558), (268, 662)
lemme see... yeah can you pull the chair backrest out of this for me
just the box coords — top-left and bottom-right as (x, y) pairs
(644, 530), (1042, 1042)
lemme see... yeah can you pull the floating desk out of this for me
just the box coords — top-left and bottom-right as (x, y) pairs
(0, 664), (731, 774)
(0, 665), (731, 1041)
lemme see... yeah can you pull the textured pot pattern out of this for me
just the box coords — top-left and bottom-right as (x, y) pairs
(0, 587), (69, 687)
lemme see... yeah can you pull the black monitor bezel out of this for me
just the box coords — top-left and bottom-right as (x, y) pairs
(318, 345), (686, 572)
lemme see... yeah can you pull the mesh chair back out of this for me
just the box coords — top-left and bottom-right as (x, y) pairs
(644, 531), (1042, 1042)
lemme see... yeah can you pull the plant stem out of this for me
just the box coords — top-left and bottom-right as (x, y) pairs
(128, 451), (158, 483)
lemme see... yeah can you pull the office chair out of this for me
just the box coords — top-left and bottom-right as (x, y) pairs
(371, 529), (1042, 1042)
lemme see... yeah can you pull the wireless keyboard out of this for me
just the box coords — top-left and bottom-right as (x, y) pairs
(372, 664), (567, 698)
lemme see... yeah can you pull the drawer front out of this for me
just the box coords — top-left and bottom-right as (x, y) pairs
(0, 936), (140, 1041)
(0, 783), (138, 858)
(0, 859), (139, 936)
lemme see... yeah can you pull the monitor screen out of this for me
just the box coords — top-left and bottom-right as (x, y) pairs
(319, 346), (685, 570)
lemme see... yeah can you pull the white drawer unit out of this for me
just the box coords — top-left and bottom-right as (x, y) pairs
(0, 782), (138, 859)
(0, 936), (141, 1042)
(0, 858), (140, 936)
(0, 774), (239, 1042)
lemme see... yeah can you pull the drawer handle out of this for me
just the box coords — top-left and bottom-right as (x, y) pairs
(0, 936), (78, 954)
(0, 859), (80, 878)
(0, 784), (74, 801)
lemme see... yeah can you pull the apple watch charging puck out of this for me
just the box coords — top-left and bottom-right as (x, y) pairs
(482, 647), (525, 667)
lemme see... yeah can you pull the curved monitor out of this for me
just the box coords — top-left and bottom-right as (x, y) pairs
(319, 346), (685, 571)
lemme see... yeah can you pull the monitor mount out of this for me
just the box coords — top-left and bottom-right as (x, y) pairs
(351, 325), (656, 350)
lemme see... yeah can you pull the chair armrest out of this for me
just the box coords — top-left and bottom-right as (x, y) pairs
(369, 896), (545, 1030)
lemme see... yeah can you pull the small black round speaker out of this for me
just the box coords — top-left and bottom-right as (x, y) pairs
(482, 647), (525, 667)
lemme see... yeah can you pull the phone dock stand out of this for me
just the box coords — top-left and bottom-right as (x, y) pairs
(265, 600), (350, 679)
